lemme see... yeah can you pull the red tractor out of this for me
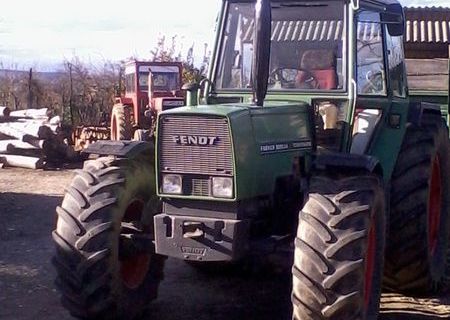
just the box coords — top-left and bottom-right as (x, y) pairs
(110, 60), (185, 141)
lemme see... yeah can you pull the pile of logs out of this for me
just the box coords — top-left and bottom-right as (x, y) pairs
(0, 107), (78, 169)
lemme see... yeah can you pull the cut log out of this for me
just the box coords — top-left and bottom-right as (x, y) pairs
(0, 106), (11, 117)
(22, 135), (46, 148)
(49, 116), (61, 125)
(9, 108), (48, 119)
(4, 145), (42, 157)
(0, 123), (57, 140)
(0, 125), (28, 140)
(37, 126), (55, 140)
(0, 140), (38, 153)
(1, 154), (44, 169)
(0, 132), (14, 140)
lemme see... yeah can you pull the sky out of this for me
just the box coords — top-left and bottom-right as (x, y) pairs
(0, 0), (448, 71)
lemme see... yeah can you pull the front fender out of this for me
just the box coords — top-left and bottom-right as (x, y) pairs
(83, 140), (154, 159)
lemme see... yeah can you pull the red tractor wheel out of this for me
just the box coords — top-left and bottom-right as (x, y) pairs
(292, 173), (386, 320)
(384, 113), (450, 293)
(111, 104), (132, 140)
(52, 146), (166, 319)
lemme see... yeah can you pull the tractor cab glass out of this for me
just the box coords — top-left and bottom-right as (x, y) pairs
(356, 11), (387, 95)
(138, 72), (149, 92)
(149, 66), (181, 93)
(216, 0), (346, 92)
(136, 67), (180, 93)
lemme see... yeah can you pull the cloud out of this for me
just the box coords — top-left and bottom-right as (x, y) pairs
(4, 0), (447, 71)
(400, 0), (450, 6)
(0, 0), (221, 69)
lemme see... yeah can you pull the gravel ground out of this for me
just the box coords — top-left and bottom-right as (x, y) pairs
(1, 167), (450, 320)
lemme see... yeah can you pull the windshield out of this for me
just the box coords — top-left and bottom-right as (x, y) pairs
(151, 72), (180, 91)
(216, 1), (346, 92)
(138, 72), (180, 92)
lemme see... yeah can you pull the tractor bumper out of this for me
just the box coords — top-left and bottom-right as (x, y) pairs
(154, 214), (250, 261)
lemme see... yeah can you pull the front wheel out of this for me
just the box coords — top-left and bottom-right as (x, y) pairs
(292, 173), (385, 320)
(52, 148), (165, 319)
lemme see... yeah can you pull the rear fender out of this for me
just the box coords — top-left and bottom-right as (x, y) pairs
(408, 102), (442, 127)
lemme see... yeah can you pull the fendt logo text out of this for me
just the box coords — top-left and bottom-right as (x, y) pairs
(172, 135), (218, 146)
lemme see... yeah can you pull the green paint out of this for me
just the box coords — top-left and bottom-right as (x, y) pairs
(156, 0), (449, 205)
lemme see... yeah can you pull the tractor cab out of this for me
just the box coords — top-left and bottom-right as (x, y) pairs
(111, 60), (185, 140)
(204, 0), (407, 161)
(147, 64), (185, 113)
(122, 61), (184, 125)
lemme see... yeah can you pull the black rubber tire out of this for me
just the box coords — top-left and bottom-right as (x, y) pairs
(292, 174), (386, 320)
(384, 113), (450, 294)
(52, 148), (165, 319)
(111, 104), (132, 141)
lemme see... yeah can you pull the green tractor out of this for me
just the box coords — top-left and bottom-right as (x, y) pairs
(52, 0), (450, 319)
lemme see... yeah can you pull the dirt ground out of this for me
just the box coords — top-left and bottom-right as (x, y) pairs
(1, 167), (450, 320)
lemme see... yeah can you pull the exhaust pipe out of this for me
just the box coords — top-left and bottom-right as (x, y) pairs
(252, 0), (272, 107)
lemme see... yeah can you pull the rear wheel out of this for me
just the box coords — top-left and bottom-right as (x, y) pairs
(292, 173), (385, 320)
(52, 147), (165, 319)
(384, 114), (450, 293)
(111, 104), (132, 140)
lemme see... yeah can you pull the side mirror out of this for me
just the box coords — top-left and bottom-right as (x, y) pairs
(382, 4), (405, 37)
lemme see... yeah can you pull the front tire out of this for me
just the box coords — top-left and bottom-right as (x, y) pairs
(52, 148), (165, 319)
(292, 173), (385, 320)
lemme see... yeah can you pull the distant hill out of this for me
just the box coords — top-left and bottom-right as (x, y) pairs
(0, 69), (65, 81)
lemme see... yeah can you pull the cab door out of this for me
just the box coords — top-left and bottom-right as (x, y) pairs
(351, 9), (408, 180)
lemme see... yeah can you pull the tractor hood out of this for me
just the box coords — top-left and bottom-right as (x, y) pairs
(157, 101), (313, 200)
(160, 100), (310, 118)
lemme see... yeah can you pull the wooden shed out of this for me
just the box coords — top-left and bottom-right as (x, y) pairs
(404, 7), (450, 93)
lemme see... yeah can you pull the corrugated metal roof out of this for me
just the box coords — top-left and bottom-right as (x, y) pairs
(270, 20), (343, 42)
(243, 20), (344, 42)
(404, 7), (450, 44)
(241, 7), (450, 44)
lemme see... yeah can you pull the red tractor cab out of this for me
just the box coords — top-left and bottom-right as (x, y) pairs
(111, 60), (185, 140)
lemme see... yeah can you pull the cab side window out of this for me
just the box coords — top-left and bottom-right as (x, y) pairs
(125, 73), (136, 93)
(356, 12), (386, 96)
(385, 26), (407, 97)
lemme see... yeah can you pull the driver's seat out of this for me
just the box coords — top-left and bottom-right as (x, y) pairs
(297, 49), (337, 89)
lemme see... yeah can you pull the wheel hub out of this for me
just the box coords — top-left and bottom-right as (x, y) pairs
(119, 199), (151, 290)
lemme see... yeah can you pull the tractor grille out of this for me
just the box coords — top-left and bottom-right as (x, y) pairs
(158, 115), (234, 177)
(183, 176), (211, 197)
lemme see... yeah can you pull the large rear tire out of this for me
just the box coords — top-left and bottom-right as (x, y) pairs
(292, 173), (385, 320)
(384, 113), (450, 293)
(52, 148), (165, 319)
(111, 104), (132, 141)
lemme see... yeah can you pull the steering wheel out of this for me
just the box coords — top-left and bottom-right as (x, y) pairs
(362, 70), (384, 94)
(269, 67), (318, 89)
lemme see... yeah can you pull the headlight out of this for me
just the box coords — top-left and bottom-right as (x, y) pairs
(162, 174), (182, 194)
(212, 177), (233, 198)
